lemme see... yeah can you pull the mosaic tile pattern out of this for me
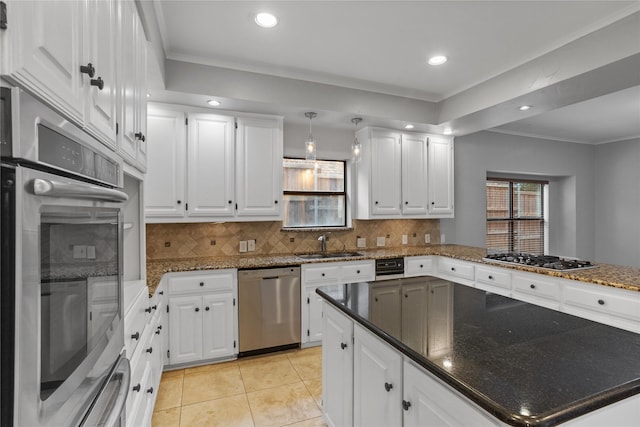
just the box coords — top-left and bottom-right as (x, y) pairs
(146, 219), (441, 260)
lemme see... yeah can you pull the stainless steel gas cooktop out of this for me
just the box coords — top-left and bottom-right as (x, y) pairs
(483, 253), (598, 271)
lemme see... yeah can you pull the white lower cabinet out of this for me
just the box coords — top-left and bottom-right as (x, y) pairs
(353, 324), (403, 427)
(403, 361), (500, 427)
(166, 270), (238, 367)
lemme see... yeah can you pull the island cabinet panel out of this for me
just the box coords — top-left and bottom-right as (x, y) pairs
(322, 304), (354, 427)
(403, 361), (501, 427)
(353, 324), (403, 427)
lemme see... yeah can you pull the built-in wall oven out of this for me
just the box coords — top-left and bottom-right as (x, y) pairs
(1, 88), (130, 426)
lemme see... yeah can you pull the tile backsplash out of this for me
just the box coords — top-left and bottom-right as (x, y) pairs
(146, 219), (440, 260)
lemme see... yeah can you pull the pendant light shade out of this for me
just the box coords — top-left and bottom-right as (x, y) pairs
(304, 112), (317, 160)
(351, 117), (363, 163)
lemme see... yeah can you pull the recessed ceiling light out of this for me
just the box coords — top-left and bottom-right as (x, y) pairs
(519, 105), (532, 111)
(428, 55), (448, 66)
(207, 100), (221, 107)
(404, 124), (415, 130)
(255, 12), (278, 28)
(443, 128), (453, 135)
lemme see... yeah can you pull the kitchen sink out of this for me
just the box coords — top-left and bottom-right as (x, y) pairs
(296, 252), (363, 260)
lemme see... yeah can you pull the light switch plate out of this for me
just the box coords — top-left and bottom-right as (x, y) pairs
(239, 241), (248, 253)
(73, 245), (87, 259)
(402, 235), (408, 245)
(440, 233), (446, 244)
(376, 236), (385, 247)
(86, 246), (96, 259)
(247, 239), (256, 251)
(425, 233), (431, 243)
(357, 238), (366, 248)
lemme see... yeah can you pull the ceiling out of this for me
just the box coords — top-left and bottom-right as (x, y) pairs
(147, 1), (640, 144)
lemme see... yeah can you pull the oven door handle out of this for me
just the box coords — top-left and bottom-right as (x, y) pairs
(101, 356), (131, 427)
(33, 178), (128, 202)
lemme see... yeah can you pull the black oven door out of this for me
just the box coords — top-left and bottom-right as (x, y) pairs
(12, 165), (128, 426)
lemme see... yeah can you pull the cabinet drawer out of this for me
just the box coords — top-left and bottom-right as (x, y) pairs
(405, 256), (435, 277)
(438, 258), (475, 281)
(125, 286), (150, 357)
(475, 267), (510, 289)
(512, 273), (560, 301)
(342, 261), (374, 282)
(303, 264), (341, 284)
(564, 283), (640, 321)
(168, 271), (234, 294)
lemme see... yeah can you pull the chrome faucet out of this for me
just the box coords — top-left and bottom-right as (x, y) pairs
(318, 233), (331, 254)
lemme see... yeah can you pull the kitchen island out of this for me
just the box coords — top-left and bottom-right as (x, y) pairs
(317, 279), (640, 427)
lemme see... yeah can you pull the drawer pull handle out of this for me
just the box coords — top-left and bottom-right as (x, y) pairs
(155, 329), (161, 335)
(530, 284), (536, 289)
(147, 387), (154, 394)
(205, 306), (210, 311)
(321, 273), (325, 277)
(451, 267), (456, 271)
(195, 307), (200, 312)
(159, 291), (164, 295)
(356, 270), (360, 274)
(402, 400), (412, 411)
(419, 264), (423, 268)
(131, 332), (140, 340)
(384, 382), (393, 392)
(488, 275), (493, 280)
(598, 299), (605, 305)
(152, 304), (158, 311)
(145, 306), (152, 313)
(199, 282), (204, 286)
(132, 383), (141, 392)
(80, 63), (95, 77)
(340, 342), (347, 350)
(90, 77), (104, 90)
(146, 347), (153, 354)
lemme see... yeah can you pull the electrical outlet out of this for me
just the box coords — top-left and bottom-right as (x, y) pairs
(239, 241), (248, 253)
(73, 245), (87, 259)
(357, 237), (366, 248)
(247, 239), (256, 251)
(86, 246), (96, 259)
(376, 236), (385, 247)
(402, 234), (408, 245)
(425, 233), (431, 244)
(440, 233), (446, 244)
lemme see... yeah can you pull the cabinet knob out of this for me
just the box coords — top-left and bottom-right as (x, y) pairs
(146, 387), (154, 394)
(431, 201), (435, 205)
(340, 342), (347, 350)
(195, 307), (200, 312)
(598, 299), (605, 305)
(488, 275), (493, 280)
(375, 297), (379, 302)
(405, 201), (408, 205)
(177, 200), (182, 205)
(404, 294), (408, 298)
(384, 382), (393, 392)
(402, 400), (412, 411)
(152, 304), (158, 311)
(130, 332), (140, 340)
(132, 383), (141, 392)
(228, 200), (232, 204)
(155, 329), (161, 335)
(159, 291), (164, 295)
(146, 347), (153, 354)
(356, 270), (360, 274)
(419, 264), (423, 268)
(157, 325), (162, 330)
(135, 132), (146, 142)
(90, 77), (104, 90)
(200, 282), (204, 286)
(205, 306), (210, 311)
(375, 201), (379, 205)
(274, 200), (278, 204)
(145, 306), (152, 313)
(530, 284), (536, 289)
(80, 63), (95, 77)
(450, 267), (456, 271)
(321, 273), (325, 277)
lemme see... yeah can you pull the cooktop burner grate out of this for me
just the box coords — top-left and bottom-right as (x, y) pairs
(483, 253), (598, 271)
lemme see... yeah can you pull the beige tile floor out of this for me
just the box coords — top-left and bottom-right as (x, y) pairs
(152, 346), (327, 427)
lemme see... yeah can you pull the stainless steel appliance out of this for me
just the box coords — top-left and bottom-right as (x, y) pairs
(483, 253), (598, 271)
(375, 257), (405, 280)
(237, 267), (301, 356)
(1, 87), (130, 426)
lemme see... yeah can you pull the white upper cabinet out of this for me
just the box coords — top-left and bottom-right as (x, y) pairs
(144, 105), (284, 223)
(1, 0), (144, 152)
(236, 116), (284, 217)
(187, 114), (235, 217)
(355, 127), (453, 219)
(427, 135), (454, 216)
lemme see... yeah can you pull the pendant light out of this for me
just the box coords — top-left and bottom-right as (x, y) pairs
(351, 117), (363, 163)
(304, 112), (317, 160)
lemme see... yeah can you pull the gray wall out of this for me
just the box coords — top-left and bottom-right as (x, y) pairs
(440, 131), (596, 261)
(593, 138), (640, 267)
(283, 122), (353, 160)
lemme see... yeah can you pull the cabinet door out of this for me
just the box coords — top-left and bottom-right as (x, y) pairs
(117, 0), (139, 163)
(322, 304), (354, 427)
(427, 280), (453, 358)
(2, 1), (85, 123)
(144, 107), (186, 218)
(134, 14), (148, 170)
(202, 293), (236, 359)
(187, 114), (235, 217)
(401, 133), (429, 215)
(428, 136), (454, 215)
(402, 281), (428, 356)
(369, 283), (402, 340)
(236, 117), (283, 217)
(371, 130), (402, 215)
(84, 0), (117, 148)
(168, 296), (203, 365)
(353, 324), (402, 427)
(305, 287), (324, 343)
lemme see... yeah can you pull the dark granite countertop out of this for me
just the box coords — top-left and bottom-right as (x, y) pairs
(317, 279), (640, 427)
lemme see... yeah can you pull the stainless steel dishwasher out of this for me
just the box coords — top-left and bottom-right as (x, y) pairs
(238, 266), (301, 356)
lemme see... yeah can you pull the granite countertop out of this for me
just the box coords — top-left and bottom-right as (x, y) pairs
(316, 281), (640, 427)
(145, 244), (640, 296)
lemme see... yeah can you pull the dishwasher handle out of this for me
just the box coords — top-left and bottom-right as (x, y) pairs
(262, 276), (280, 280)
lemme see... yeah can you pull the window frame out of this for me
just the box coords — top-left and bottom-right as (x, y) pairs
(282, 157), (348, 229)
(486, 177), (547, 254)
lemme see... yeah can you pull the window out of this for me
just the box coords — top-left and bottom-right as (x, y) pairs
(486, 178), (547, 254)
(283, 158), (346, 228)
